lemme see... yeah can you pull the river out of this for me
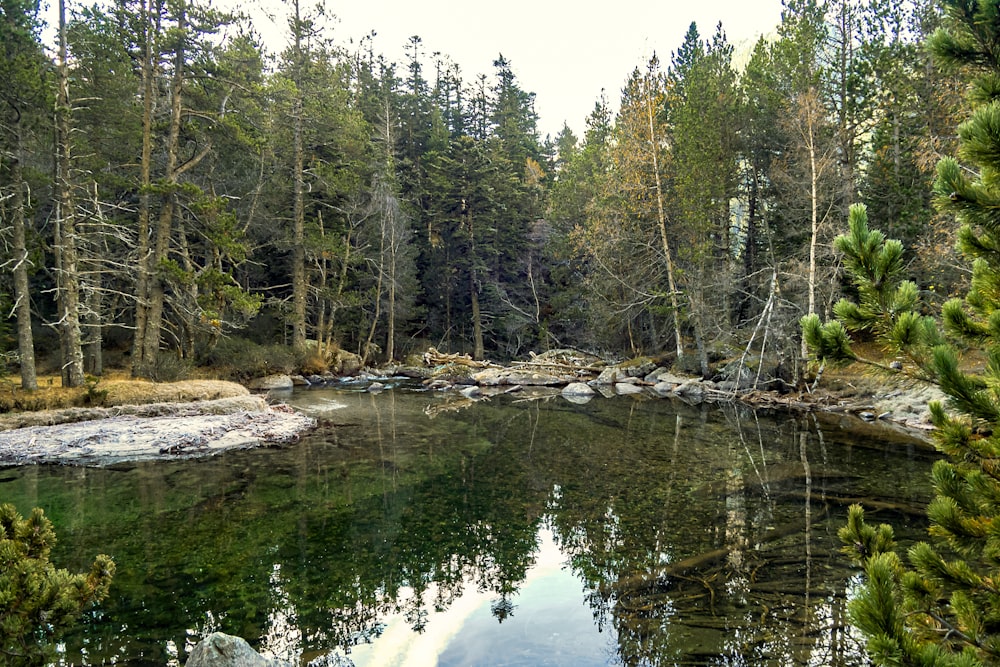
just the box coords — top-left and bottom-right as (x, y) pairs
(1, 385), (935, 666)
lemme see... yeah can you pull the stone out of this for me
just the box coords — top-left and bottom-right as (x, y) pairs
(471, 368), (564, 386)
(673, 379), (705, 399)
(290, 375), (310, 386)
(366, 382), (385, 393)
(459, 385), (482, 398)
(615, 382), (644, 395)
(424, 379), (452, 390)
(562, 382), (595, 397)
(185, 632), (292, 667)
(643, 367), (668, 383)
(471, 368), (504, 386)
(247, 374), (294, 390)
(332, 349), (363, 376)
(652, 381), (677, 396)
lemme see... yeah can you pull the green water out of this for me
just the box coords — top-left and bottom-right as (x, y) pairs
(1, 387), (935, 666)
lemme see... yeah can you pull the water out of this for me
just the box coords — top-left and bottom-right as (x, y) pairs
(1, 387), (936, 666)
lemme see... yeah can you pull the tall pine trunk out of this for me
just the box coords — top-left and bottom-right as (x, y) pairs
(10, 123), (37, 390)
(644, 75), (683, 361)
(141, 1), (185, 371)
(290, 0), (307, 349)
(131, 0), (157, 375)
(55, 0), (84, 387)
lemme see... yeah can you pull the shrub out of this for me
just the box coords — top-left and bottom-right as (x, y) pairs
(0, 504), (114, 664)
(200, 337), (298, 382)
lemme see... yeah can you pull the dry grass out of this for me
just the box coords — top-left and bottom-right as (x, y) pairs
(0, 370), (248, 414)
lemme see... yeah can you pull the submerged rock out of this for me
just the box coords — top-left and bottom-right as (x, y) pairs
(185, 632), (292, 667)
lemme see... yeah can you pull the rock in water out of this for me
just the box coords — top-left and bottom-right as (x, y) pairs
(185, 632), (292, 667)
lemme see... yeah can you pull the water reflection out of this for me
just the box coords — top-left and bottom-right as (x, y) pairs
(1, 389), (935, 666)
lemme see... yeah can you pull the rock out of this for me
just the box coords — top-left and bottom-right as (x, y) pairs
(673, 379), (705, 400)
(593, 367), (620, 385)
(248, 374), (294, 390)
(332, 349), (363, 376)
(307, 374), (327, 385)
(290, 375), (310, 386)
(562, 382), (595, 397)
(366, 382), (385, 393)
(593, 357), (658, 384)
(644, 367), (668, 383)
(185, 632), (292, 667)
(651, 381), (676, 396)
(459, 385), (483, 398)
(471, 368), (564, 386)
(424, 379), (452, 390)
(615, 383), (645, 395)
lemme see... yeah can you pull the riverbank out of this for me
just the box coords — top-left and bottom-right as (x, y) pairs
(0, 352), (942, 467)
(0, 378), (316, 466)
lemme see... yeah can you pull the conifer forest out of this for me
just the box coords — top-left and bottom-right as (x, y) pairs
(16, 0), (1000, 664)
(0, 0), (965, 385)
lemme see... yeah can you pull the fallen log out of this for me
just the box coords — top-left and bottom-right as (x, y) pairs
(603, 506), (830, 598)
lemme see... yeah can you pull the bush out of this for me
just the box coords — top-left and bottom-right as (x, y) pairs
(0, 504), (114, 664)
(199, 337), (298, 382)
(133, 351), (192, 383)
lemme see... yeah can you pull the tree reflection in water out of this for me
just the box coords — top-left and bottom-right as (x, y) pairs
(3, 389), (934, 666)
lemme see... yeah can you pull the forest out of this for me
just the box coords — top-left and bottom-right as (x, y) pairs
(0, 0), (961, 388)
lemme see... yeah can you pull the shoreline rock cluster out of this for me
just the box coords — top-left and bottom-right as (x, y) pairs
(251, 348), (940, 436)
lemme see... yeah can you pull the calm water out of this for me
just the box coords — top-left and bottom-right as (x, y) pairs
(1, 386), (935, 666)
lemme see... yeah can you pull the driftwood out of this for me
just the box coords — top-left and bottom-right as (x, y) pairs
(423, 347), (497, 369)
(604, 506), (830, 598)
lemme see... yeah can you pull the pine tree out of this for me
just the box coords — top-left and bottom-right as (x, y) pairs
(0, 504), (114, 664)
(804, 2), (1000, 663)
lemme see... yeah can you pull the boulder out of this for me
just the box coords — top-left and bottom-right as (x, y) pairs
(332, 349), (363, 376)
(652, 381), (676, 396)
(366, 382), (385, 393)
(459, 385), (483, 398)
(471, 368), (505, 386)
(185, 632), (292, 667)
(471, 368), (564, 386)
(615, 382), (645, 395)
(673, 379), (705, 400)
(248, 374), (294, 390)
(593, 357), (658, 385)
(562, 382), (595, 397)
(290, 375), (310, 386)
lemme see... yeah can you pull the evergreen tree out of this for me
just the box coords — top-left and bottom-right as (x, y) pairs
(0, 0), (48, 390)
(805, 2), (1000, 662)
(0, 504), (114, 664)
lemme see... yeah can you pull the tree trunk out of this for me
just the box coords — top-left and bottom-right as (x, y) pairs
(290, 0), (307, 349)
(470, 271), (484, 360)
(55, 0), (84, 388)
(131, 0), (157, 375)
(84, 287), (104, 376)
(141, 0), (185, 371)
(10, 123), (37, 391)
(644, 76), (683, 361)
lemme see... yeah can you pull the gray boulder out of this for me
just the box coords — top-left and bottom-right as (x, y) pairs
(248, 374), (294, 390)
(562, 382), (596, 397)
(471, 368), (563, 386)
(185, 632), (292, 667)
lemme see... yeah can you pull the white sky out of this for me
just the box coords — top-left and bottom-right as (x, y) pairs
(44, 0), (784, 138)
(249, 0), (786, 138)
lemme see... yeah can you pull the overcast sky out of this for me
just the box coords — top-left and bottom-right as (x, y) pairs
(247, 0), (786, 138)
